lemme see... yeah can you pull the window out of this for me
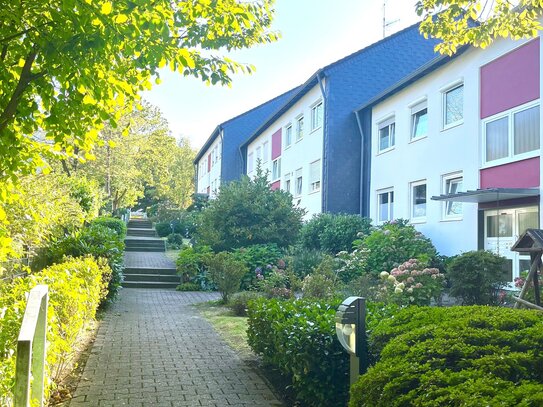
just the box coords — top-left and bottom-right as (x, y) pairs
(295, 168), (303, 197)
(256, 146), (262, 163)
(296, 116), (304, 142)
(311, 102), (323, 131)
(284, 173), (291, 193)
(262, 141), (269, 162)
(248, 152), (254, 173)
(309, 160), (321, 192)
(443, 84), (463, 127)
(411, 181), (427, 220)
(285, 125), (292, 148)
(443, 174), (463, 219)
(411, 100), (428, 140)
(272, 158), (281, 181)
(378, 117), (395, 152)
(377, 189), (394, 223)
(217, 141), (221, 160)
(484, 103), (540, 165)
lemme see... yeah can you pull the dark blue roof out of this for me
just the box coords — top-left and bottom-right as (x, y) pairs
(194, 87), (299, 182)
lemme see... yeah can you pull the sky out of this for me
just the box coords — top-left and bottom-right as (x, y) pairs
(143, 0), (422, 149)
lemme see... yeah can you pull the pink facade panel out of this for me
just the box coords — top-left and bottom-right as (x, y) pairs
(480, 39), (540, 119)
(271, 180), (281, 191)
(271, 129), (282, 160)
(480, 157), (540, 189)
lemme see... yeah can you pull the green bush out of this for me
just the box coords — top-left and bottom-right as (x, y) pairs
(205, 252), (248, 303)
(231, 243), (283, 288)
(90, 216), (127, 238)
(256, 267), (296, 299)
(228, 291), (264, 316)
(299, 213), (372, 254)
(362, 219), (437, 276)
(0, 257), (105, 406)
(447, 250), (509, 305)
(351, 306), (543, 407)
(286, 245), (325, 279)
(155, 221), (174, 237)
(176, 245), (212, 283)
(301, 256), (341, 299)
(166, 233), (184, 249)
(176, 282), (201, 291)
(247, 298), (397, 407)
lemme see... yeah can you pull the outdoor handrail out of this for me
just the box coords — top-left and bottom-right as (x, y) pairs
(14, 284), (49, 407)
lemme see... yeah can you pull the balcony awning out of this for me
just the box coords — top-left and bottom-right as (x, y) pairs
(431, 188), (540, 204)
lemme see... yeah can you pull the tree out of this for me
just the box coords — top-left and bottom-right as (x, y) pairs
(196, 169), (305, 252)
(416, 1), (543, 55)
(0, 0), (278, 179)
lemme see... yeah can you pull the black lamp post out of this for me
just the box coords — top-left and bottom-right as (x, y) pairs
(335, 296), (368, 385)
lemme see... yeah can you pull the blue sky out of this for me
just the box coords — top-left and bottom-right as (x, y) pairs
(143, 0), (421, 149)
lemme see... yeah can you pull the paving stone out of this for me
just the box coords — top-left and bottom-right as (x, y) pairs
(69, 289), (282, 407)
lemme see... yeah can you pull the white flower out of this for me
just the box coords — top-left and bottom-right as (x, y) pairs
(380, 271), (389, 279)
(387, 275), (397, 283)
(394, 287), (403, 294)
(396, 283), (405, 290)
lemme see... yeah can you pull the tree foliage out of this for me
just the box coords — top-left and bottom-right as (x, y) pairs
(0, 0), (278, 179)
(417, 1), (543, 55)
(196, 169), (305, 252)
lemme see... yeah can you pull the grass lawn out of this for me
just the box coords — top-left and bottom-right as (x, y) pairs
(194, 301), (254, 360)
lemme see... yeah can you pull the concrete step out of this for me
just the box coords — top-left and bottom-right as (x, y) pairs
(128, 221), (153, 229)
(124, 273), (180, 283)
(125, 239), (164, 247)
(125, 246), (165, 252)
(127, 229), (156, 237)
(124, 267), (177, 276)
(122, 281), (178, 289)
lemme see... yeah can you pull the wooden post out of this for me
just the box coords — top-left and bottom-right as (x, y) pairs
(514, 253), (541, 309)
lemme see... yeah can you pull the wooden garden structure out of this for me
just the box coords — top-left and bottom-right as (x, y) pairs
(511, 229), (543, 311)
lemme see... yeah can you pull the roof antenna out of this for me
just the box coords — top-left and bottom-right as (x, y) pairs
(383, 0), (400, 38)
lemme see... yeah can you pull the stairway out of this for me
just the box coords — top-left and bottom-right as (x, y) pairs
(122, 219), (179, 289)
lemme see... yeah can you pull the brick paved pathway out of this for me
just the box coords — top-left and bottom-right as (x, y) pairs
(123, 252), (176, 269)
(70, 289), (283, 407)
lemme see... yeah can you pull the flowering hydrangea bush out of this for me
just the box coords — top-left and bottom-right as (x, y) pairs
(378, 259), (445, 306)
(255, 261), (295, 299)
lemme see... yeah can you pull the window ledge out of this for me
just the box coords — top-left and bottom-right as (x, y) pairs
(410, 218), (427, 225)
(295, 137), (304, 144)
(440, 217), (463, 223)
(308, 189), (320, 195)
(441, 120), (463, 132)
(408, 135), (428, 145)
(377, 146), (395, 156)
(309, 126), (322, 135)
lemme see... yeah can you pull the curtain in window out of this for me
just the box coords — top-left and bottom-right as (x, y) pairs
(514, 106), (540, 155)
(486, 117), (508, 162)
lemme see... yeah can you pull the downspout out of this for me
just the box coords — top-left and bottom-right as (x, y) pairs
(218, 127), (224, 186)
(316, 70), (327, 212)
(355, 110), (366, 217)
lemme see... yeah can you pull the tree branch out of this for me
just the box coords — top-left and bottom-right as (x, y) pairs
(0, 22), (53, 44)
(0, 47), (38, 134)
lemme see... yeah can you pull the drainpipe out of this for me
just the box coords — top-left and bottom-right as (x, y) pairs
(355, 109), (366, 217)
(316, 70), (327, 213)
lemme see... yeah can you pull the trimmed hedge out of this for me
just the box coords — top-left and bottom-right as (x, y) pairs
(0, 257), (107, 406)
(89, 216), (127, 238)
(247, 298), (397, 407)
(350, 306), (543, 406)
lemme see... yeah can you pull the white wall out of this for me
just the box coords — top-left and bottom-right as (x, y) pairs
(196, 132), (222, 198)
(370, 36), (538, 256)
(246, 85), (325, 219)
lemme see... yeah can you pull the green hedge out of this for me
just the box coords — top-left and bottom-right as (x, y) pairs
(350, 306), (543, 406)
(0, 257), (107, 406)
(89, 216), (127, 238)
(247, 298), (397, 407)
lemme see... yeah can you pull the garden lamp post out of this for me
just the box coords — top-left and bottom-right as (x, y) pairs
(335, 296), (368, 385)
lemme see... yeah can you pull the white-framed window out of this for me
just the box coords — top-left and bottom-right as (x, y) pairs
(377, 189), (394, 223)
(410, 180), (427, 221)
(296, 116), (304, 142)
(483, 102), (540, 166)
(443, 83), (464, 128)
(217, 141), (221, 160)
(411, 100), (428, 140)
(378, 117), (395, 153)
(248, 152), (254, 173)
(295, 168), (303, 197)
(256, 146), (262, 163)
(311, 101), (323, 131)
(309, 160), (321, 192)
(285, 125), (292, 148)
(442, 173), (463, 219)
(284, 173), (291, 193)
(272, 158), (281, 181)
(262, 141), (269, 162)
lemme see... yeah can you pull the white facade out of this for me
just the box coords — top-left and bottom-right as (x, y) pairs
(196, 133), (222, 198)
(370, 34), (542, 264)
(246, 85), (325, 218)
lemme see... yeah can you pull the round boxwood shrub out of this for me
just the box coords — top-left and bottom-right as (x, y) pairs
(90, 216), (127, 238)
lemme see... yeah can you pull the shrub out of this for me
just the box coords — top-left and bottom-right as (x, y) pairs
(90, 216), (127, 238)
(299, 213), (372, 254)
(0, 257), (105, 406)
(166, 233), (184, 249)
(301, 256), (341, 299)
(256, 267), (296, 299)
(362, 219), (437, 276)
(176, 245), (212, 283)
(231, 243), (283, 288)
(228, 291), (264, 316)
(176, 282), (201, 291)
(247, 298), (398, 407)
(286, 245), (325, 279)
(205, 252), (248, 303)
(195, 169), (305, 251)
(377, 259), (445, 306)
(155, 221), (174, 237)
(515, 269), (543, 305)
(336, 246), (369, 283)
(447, 250), (508, 305)
(351, 306), (543, 407)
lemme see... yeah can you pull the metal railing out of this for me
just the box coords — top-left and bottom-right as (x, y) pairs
(14, 285), (49, 407)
